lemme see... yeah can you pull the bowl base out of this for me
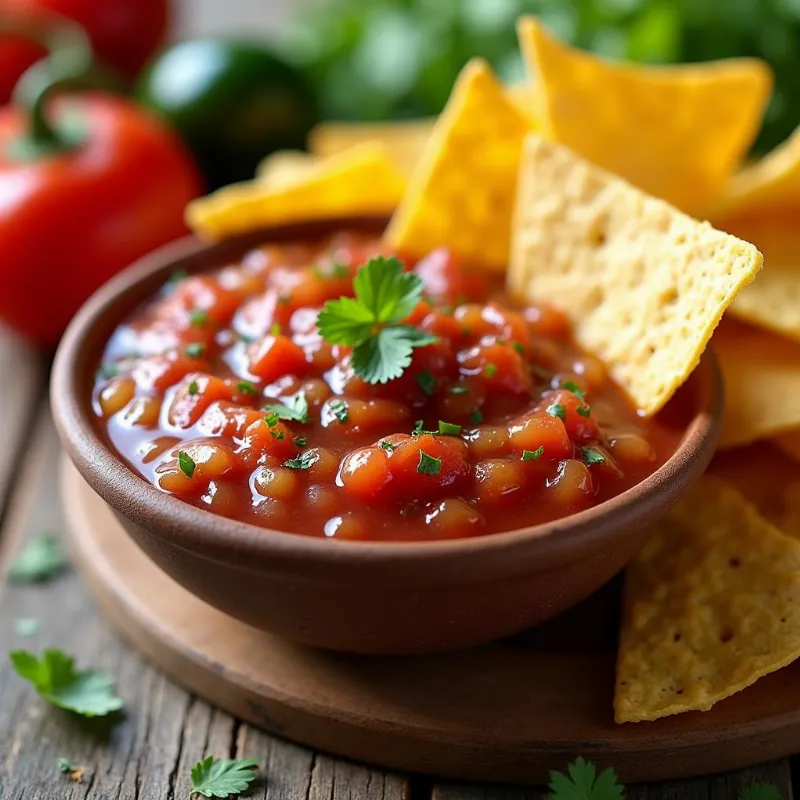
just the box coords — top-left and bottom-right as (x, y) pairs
(62, 456), (800, 785)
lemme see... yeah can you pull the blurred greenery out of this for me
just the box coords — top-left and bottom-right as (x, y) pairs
(280, 0), (800, 154)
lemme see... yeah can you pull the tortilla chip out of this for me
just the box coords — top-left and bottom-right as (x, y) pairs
(509, 135), (762, 415)
(187, 142), (407, 240)
(615, 476), (800, 723)
(384, 59), (530, 272)
(709, 213), (800, 343)
(715, 319), (800, 448)
(505, 82), (539, 127)
(517, 16), (772, 212)
(255, 150), (319, 187)
(709, 125), (800, 219)
(309, 119), (435, 176)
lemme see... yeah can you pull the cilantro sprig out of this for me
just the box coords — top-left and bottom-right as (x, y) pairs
(10, 649), (123, 718)
(548, 757), (624, 800)
(9, 535), (67, 583)
(317, 256), (438, 384)
(263, 393), (309, 424)
(190, 756), (259, 798)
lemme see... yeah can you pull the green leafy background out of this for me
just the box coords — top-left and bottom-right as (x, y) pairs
(281, 0), (800, 154)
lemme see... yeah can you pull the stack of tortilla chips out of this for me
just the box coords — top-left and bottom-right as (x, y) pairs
(187, 17), (800, 725)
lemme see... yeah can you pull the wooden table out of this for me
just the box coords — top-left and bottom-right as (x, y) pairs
(0, 326), (795, 799)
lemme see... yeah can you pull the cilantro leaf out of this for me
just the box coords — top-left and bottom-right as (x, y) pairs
(739, 784), (783, 800)
(330, 398), (349, 423)
(548, 757), (624, 800)
(561, 380), (586, 401)
(317, 257), (437, 384)
(582, 447), (606, 466)
(284, 450), (320, 470)
(236, 380), (258, 396)
(522, 447), (544, 461)
(58, 758), (76, 773)
(351, 327), (436, 385)
(179, 451), (196, 478)
(438, 420), (462, 435)
(11, 649), (123, 717)
(415, 370), (436, 397)
(417, 450), (442, 475)
(190, 756), (259, 798)
(264, 393), (309, 423)
(9, 535), (67, 582)
(546, 403), (567, 421)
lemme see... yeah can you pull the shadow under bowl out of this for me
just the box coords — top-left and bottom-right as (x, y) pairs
(51, 217), (723, 655)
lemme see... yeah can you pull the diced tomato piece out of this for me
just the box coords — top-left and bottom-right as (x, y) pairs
(413, 248), (489, 304)
(239, 417), (297, 466)
(247, 334), (310, 383)
(546, 459), (595, 509)
(508, 411), (572, 459)
(233, 290), (293, 340)
(156, 440), (239, 496)
(537, 389), (600, 442)
(423, 499), (485, 539)
(458, 342), (532, 395)
(320, 398), (410, 432)
(167, 374), (234, 429)
(338, 446), (392, 499)
(386, 433), (469, 498)
(403, 300), (433, 327)
(196, 401), (264, 438)
(524, 304), (570, 340)
(420, 309), (462, 341)
(133, 351), (211, 393)
(163, 275), (243, 327)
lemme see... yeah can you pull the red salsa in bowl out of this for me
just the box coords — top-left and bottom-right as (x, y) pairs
(92, 233), (683, 542)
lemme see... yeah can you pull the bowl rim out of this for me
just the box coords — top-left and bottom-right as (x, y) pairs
(51, 216), (723, 584)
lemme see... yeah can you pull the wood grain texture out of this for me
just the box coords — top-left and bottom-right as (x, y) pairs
(0, 411), (410, 800)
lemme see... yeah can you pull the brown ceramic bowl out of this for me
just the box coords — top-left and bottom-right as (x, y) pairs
(52, 217), (723, 655)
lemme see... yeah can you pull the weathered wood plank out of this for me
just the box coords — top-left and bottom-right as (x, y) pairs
(0, 409), (413, 800)
(0, 327), (46, 523)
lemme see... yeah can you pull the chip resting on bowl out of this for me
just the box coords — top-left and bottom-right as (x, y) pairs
(517, 17), (772, 212)
(715, 319), (800, 448)
(187, 142), (407, 240)
(615, 476), (800, 723)
(509, 135), (762, 416)
(384, 58), (531, 272)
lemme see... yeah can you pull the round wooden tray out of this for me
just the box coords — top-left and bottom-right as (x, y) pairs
(62, 457), (800, 784)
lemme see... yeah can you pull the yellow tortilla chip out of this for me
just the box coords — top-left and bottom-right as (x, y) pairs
(187, 142), (407, 240)
(509, 135), (762, 416)
(710, 212), (800, 343)
(709, 125), (800, 219)
(517, 16), (772, 212)
(615, 476), (800, 723)
(309, 119), (435, 176)
(715, 319), (800, 448)
(385, 59), (530, 272)
(255, 150), (319, 187)
(505, 82), (538, 127)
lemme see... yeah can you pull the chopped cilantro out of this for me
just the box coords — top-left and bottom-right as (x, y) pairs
(188, 380), (199, 396)
(178, 451), (196, 478)
(284, 450), (320, 470)
(438, 420), (462, 436)
(317, 256), (438, 384)
(582, 447), (606, 466)
(293, 436), (308, 447)
(412, 419), (435, 435)
(415, 370), (436, 397)
(10, 649), (123, 717)
(460, 328), (472, 337)
(263, 392), (309, 423)
(237, 380), (258, 396)
(270, 322), (282, 336)
(190, 756), (259, 798)
(417, 450), (442, 475)
(184, 342), (205, 359)
(379, 440), (396, 452)
(97, 363), (120, 380)
(546, 402), (566, 421)
(330, 398), (349, 423)
(739, 784), (784, 800)
(469, 409), (484, 424)
(484, 363), (497, 377)
(277, 294), (290, 305)
(58, 757), (76, 773)
(512, 342), (525, 355)
(576, 405), (592, 418)
(270, 430), (285, 440)
(189, 309), (208, 327)
(264, 410), (280, 428)
(522, 447), (545, 461)
(561, 380), (587, 401)
(449, 385), (469, 395)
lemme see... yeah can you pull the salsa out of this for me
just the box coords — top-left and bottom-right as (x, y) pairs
(92, 233), (683, 542)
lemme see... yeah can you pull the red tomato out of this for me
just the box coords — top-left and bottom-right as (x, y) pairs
(0, 94), (201, 347)
(5, 0), (171, 79)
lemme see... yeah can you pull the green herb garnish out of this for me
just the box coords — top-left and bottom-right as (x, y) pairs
(379, 440), (396, 452)
(270, 430), (285, 440)
(316, 256), (438, 384)
(188, 380), (199, 396)
(293, 436), (308, 447)
(548, 757), (624, 800)
(190, 756), (259, 798)
(264, 410), (280, 428)
(438, 420), (462, 436)
(546, 402), (567, 421)
(330, 398), (349, 423)
(417, 450), (442, 475)
(184, 342), (206, 359)
(576, 405), (592, 418)
(484, 363), (497, 377)
(263, 392), (309, 423)
(9, 535), (67, 583)
(189, 309), (208, 327)
(178, 451), (196, 478)
(270, 322), (282, 336)
(415, 370), (436, 397)
(97, 363), (120, 380)
(283, 450), (320, 471)
(237, 380), (258, 396)
(512, 342), (525, 355)
(582, 447), (606, 466)
(469, 409), (484, 424)
(522, 447), (545, 461)
(561, 380), (587, 401)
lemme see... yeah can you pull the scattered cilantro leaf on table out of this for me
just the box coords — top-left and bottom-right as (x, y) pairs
(8, 535), (67, 582)
(739, 784), (783, 800)
(10, 649), (123, 717)
(190, 756), (259, 798)
(548, 757), (624, 800)
(58, 758), (85, 782)
(317, 256), (438, 384)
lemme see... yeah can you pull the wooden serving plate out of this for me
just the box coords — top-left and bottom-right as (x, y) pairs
(62, 457), (800, 784)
